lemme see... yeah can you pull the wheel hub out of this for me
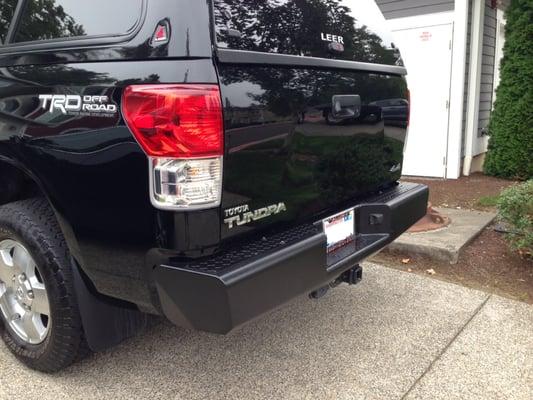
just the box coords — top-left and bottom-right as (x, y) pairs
(0, 239), (50, 345)
(14, 274), (33, 304)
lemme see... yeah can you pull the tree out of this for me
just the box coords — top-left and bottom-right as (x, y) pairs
(0, 1), (17, 43)
(14, 0), (85, 42)
(214, 0), (398, 65)
(215, 0), (407, 116)
(484, 0), (533, 179)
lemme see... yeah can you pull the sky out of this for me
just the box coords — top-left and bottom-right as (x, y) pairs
(341, 0), (395, 46)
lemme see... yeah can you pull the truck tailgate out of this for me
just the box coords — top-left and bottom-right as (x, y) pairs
(218, 66), (408, 238)
(213, 0), (409, 239)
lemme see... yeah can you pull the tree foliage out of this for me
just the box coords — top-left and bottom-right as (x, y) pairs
(214, 1), (406, 117)
(215, 0), (399, 66)
(1, 0), (85, 43)
(0, 0), (17, 43)
(484, 0), (533, 179)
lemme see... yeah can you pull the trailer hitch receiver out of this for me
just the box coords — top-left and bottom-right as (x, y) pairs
(341, 264), (363, 285)
(309, 265), (363, 299)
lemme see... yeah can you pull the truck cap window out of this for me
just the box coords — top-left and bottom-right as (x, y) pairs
(13, 0), (143, 43)
(214, 0), (402, 66)
(0, 0), (17, 44)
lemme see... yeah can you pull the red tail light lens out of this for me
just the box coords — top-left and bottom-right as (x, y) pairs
(122, 85), (223, 158)
(122, 84), (224, 210)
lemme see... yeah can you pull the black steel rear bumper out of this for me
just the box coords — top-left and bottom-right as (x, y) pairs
(152, 182), (428, 334)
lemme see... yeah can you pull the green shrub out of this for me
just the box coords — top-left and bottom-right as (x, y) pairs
(497, 180), (533, 256)
(483, 0), (533, 179)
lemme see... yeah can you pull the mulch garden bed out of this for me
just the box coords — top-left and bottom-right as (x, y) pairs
(371, 173), (533, 303)
(408, 173), (516, 210)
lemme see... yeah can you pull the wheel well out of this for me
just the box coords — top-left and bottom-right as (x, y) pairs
(0, 161), (43, 206)
(0, 160), (149, 351)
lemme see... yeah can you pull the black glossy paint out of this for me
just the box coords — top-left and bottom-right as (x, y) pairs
(219, 65), (408, 240)
(0, 0), (212, 66)
(156, 183), (428, 333)
(0, 0), (217, 311)
(0, 58), (218, 311)
(0, 0), (412, 316)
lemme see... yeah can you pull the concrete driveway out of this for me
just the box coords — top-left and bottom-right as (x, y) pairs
(0, 263), (531, 400)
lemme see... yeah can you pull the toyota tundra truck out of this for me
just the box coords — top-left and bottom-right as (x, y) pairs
(0, 0), (428, 372)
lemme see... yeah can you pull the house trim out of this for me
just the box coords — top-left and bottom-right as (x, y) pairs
(463, 0), (485, 176)
(447, 0), (470, 179)
(385, 11), (454, 31)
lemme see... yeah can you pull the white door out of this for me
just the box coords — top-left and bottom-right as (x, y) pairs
(392, 23), (453, 178)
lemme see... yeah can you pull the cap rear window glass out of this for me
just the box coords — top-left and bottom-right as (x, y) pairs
(214, 0), (402, 66)
(0, 0), (17, 44)
(13, 0), (143, 43)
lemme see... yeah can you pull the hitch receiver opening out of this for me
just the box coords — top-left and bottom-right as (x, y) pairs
(341, 264), (363, 285)
(309, 264), (363, 299)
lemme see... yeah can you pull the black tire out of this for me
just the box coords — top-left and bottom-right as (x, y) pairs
(0, 198), (88, 372)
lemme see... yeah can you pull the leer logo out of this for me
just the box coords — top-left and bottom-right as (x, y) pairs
(38, 94), (117, 115)
(321, 32), (344, 44)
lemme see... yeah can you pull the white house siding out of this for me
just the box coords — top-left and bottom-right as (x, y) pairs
(479, 0), (498, 138)
(462, 0), (498, 156)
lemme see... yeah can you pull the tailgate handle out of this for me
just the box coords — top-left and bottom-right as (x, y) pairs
(331, 95), (361, 119)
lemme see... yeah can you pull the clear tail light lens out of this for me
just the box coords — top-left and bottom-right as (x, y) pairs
(151, 157), (222, 209)
(122, 84), (224, 210)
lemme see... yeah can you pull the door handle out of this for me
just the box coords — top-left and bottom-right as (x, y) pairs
(331, 95), (362, 119)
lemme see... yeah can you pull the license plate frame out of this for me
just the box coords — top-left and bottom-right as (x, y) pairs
(323, 208), (355, 254)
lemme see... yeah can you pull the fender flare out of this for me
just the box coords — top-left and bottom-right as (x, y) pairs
(0, 154), (84, 263)
(0, 155), (145, 350)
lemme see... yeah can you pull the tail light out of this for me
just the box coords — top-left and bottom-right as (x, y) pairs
(122, 84), (224, 210)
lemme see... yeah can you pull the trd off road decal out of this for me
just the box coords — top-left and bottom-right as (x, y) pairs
(38, 94), (117, 117)
(224, 203), (287, 229)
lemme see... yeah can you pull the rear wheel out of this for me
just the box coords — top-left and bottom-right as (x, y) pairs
(0, 198), (88, 372)
(0, 239), (51, 345)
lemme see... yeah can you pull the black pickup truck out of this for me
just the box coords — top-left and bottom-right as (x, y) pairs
(0, 0), (428, 372)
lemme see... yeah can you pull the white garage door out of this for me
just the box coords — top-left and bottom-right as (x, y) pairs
(391, 22), (453, 178)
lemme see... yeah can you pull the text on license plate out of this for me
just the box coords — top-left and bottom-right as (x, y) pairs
(323, 209), (355, 253)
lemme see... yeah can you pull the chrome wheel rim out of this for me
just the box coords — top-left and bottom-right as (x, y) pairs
(0, 239), (50, 344)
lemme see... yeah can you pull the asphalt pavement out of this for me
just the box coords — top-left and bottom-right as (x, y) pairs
(0, 263), (531, 400)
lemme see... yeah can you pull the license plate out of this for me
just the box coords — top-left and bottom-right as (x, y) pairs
(323, 209), (355, 253)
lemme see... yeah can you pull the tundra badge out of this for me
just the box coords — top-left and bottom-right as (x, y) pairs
(224, 203), (287, 229)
